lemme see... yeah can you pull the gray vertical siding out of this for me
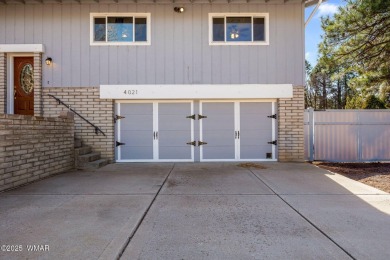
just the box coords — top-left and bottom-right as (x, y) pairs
(0, 3), (305, 87)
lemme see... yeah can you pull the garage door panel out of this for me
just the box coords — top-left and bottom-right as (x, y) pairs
(159, 103), (192, 160)
(202, 115), (234, 130)
(240, 102), (273, 160)
(121, 130), (153, 146)
(159, 147), (192, 160)
(202, 103), (234, 114)
(203, 146), (235, 159)
(121, 115), (153, 130)
(202, 131), (234, 146)
(240, 145), (272, 159)
(121, 103), (153, 115)
(201, 102), (235, 160)
(240, 130), (271, 145)
(118, 103), (154, 160)
(159, 115), (190, 130)
(120, 146), (154, 160)
(159, 131), (190, 146)
(240, 102), (271, 115)
(159, 103), (189, 114)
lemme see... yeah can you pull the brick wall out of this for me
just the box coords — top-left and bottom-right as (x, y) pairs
(0, 53), (6, 114)
(42, 87), (115, 162)
(33, 52), (43, 116)
(0, 114), (74, 192)
(278, 86), (305, 162)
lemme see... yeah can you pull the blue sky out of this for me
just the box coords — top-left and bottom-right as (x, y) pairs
(305, 0), (346, 67)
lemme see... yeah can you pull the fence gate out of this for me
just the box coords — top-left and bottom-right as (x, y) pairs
(305, 109), (390, 162)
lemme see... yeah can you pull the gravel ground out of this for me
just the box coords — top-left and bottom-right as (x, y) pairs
(316, 162), (390, 193)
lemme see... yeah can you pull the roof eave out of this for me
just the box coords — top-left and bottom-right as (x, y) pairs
(305, 0), (327, 7)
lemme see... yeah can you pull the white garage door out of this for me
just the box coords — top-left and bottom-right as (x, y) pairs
(200, 101), (276, 161)
(116, 101), (276, 162)
(116, 102), (194, 162)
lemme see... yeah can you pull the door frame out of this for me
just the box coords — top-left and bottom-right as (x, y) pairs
(115, 100), (195, 162)
(199, 99), (277, 162)
(7, 53), (34, 114)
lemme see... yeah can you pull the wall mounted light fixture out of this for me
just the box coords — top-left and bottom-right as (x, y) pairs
(174, 7), (184, 13)
(45, 57), (52, 65)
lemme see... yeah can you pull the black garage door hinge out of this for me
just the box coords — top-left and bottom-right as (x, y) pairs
(116, 141), (126, 147)
(186, 114), (196, 120)
(267, 114), (277, 119)
(198, 114), (207, 120)
(268, 140), (277, 145)
(114, 115), (126, 123)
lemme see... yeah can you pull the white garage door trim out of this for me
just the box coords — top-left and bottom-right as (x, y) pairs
(101, 84), (293, 99)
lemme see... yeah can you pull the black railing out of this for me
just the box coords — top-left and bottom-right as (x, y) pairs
(48, 94), (106, 136)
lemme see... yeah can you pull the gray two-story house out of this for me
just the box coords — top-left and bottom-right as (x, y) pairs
(0, 0), (317, 163)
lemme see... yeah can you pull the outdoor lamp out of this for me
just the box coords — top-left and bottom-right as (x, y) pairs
(45, 57), (52, 65)
(174, 7), (184, 13)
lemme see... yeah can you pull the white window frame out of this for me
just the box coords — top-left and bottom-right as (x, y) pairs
(90, 13), (151, 46)
(208, 13), (269, 46)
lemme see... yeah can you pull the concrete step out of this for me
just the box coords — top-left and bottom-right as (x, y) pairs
(74, 138), (82, 148)
(75, 146), (92, 156)
(78, 152), (101, 163)
(78, 159), (109, 170)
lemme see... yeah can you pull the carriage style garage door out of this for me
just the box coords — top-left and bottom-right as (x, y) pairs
(116, 101), (194, 162)
(116, 101), (276, 162)
(200, 101), (275, 161)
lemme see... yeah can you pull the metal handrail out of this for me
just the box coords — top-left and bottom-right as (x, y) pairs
(48, 94), (106, 136)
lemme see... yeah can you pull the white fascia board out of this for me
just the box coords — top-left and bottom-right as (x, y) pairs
(100, 84), (293, 99)
(0, 44), (44, 53)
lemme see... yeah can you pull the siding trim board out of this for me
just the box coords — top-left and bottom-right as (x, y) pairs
(100, 84), (293, 99)
(0, 44), (44, 53)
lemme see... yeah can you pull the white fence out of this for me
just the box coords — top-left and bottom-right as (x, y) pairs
(304, 109), (390, 162)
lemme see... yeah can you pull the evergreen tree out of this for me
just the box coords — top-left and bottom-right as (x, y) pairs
(308, 0), (390, 109)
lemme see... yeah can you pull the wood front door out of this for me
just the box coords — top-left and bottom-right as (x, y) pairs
(14, 57), (34, 115)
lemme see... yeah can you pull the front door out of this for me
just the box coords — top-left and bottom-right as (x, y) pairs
(14, 57), (34, 115)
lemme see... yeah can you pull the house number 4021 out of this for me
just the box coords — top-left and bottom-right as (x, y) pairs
(123, 90), (138, 95)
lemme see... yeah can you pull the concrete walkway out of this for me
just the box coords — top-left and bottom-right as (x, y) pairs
(0, 163), (389, 260)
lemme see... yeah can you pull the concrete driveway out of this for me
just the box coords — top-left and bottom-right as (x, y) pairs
(0, 163), (389, 260)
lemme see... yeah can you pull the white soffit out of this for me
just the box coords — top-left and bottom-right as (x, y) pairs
(0, 44), (44, 53)
(100, 84), (293, 99)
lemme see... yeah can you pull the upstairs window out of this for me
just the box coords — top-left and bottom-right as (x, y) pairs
(209, 13), (269, 45)
(90, 13), (151, 46)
